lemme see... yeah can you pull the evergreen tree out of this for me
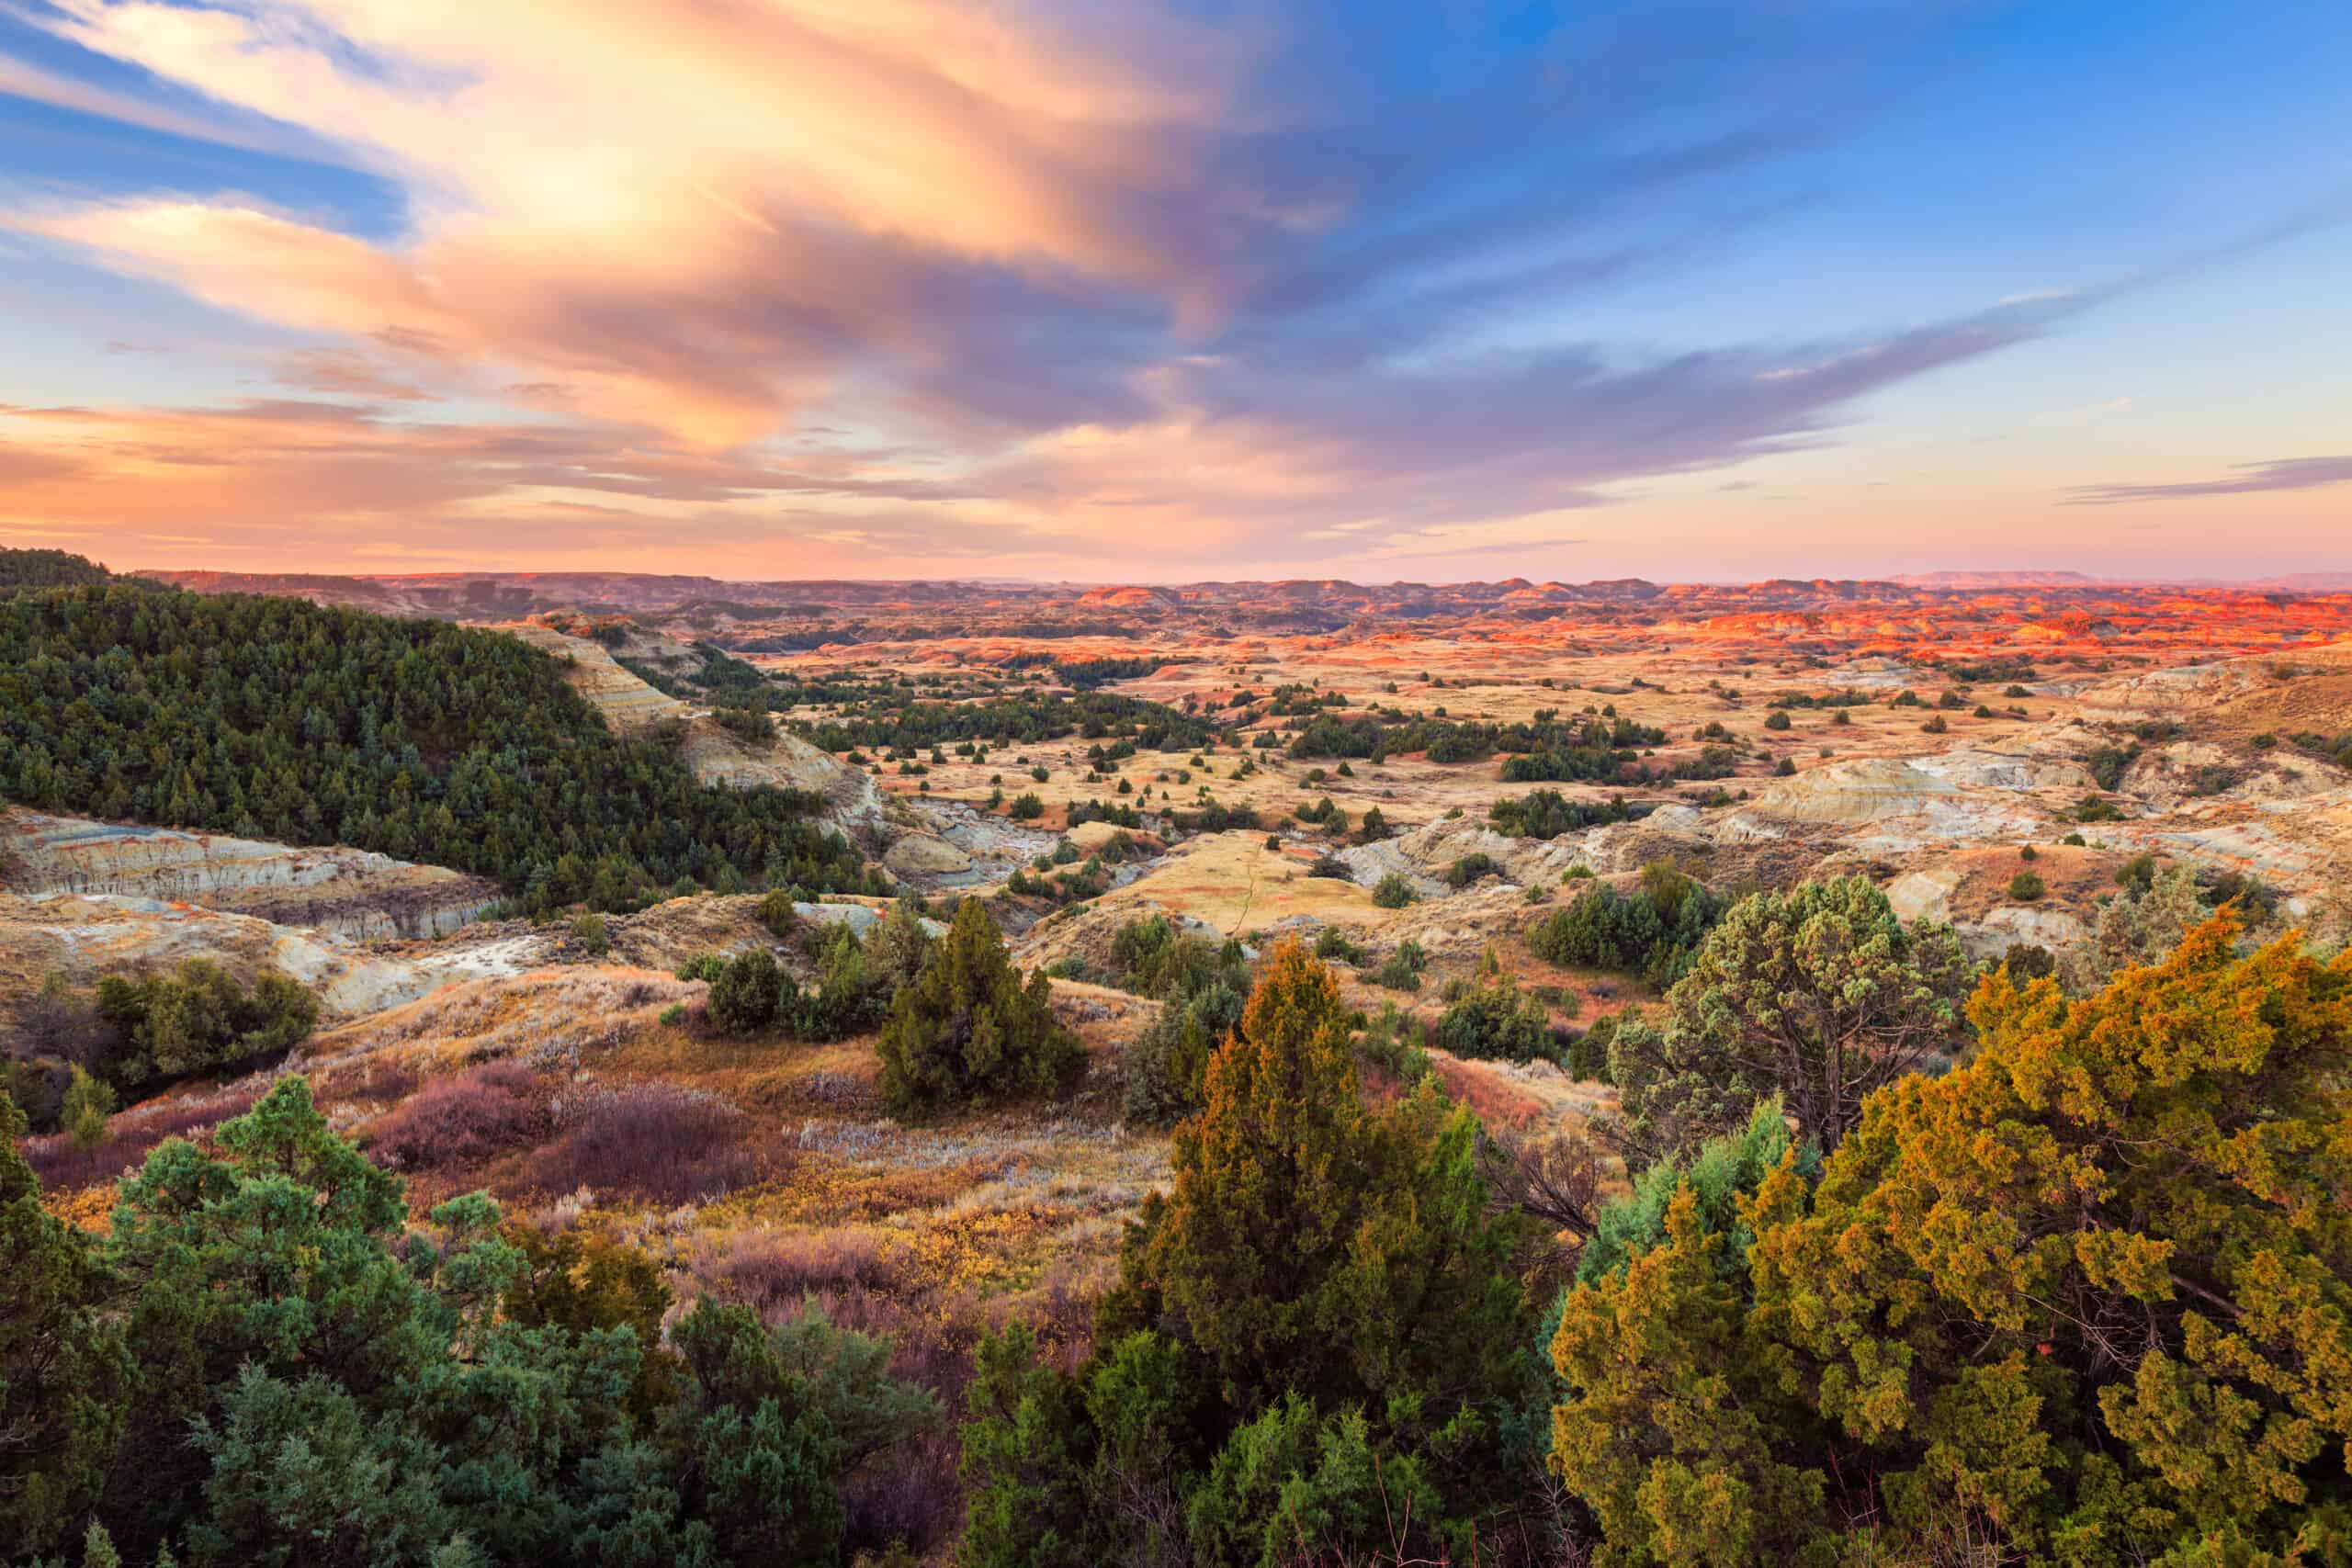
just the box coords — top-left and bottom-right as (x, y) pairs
(876, 902), (1079, 1116)
(0, 1094), (131, 1556)
(1550, 911), (2352, 1562)
(1607, 874), (1971, 1160)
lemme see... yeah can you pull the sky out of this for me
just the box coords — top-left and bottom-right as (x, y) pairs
(0, 0), (2346, 583)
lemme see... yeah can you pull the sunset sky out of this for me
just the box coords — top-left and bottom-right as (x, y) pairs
(2, 0), (2347, 582)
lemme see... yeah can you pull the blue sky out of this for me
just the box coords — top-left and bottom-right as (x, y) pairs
(1, 0), (2346, 581)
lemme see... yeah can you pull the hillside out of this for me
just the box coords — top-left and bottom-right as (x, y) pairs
(0, 581), (876, 911)
(8, 550), (2352, 1566)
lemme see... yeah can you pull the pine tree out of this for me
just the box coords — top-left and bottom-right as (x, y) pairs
(1128, 942), (1535, 1431)
(0, 1093), (132, 1556)
(876, 900), (1079, 1115)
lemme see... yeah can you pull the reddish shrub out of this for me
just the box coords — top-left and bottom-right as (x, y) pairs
(1428, 1055), (1548, 1129)
(368, 1061), (548, 1171)
(519, 1083), (774, 1203)
(21, 1084), (263, 1192)
(712, 1227), (905, 1309)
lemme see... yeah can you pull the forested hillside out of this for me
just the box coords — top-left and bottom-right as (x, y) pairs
(0, 549), (112, 591)
(0, 580), (872, 910)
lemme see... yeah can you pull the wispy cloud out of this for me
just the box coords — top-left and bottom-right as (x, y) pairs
(2, 0), (2344, 575)
(2064, 456), (2352, 504)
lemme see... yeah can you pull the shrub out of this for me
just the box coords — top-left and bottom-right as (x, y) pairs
(658, 1003), (687, 1027)
(1433, 981), (1555, 1064)
(1762, 710), (1791, 731)
(876, 901), (1080, 1116)
(1443, 852), (1499, 888)
(1007, 793), (1046, 820)
(61, 1066), (115, 1147)
(1527, 868), (1729, 987)
(1371, 940), (1426, 992)
(1106, 915), (1246, 1002)
(756, 888), (800, 939)
(90, 959), (318, 1089)
(1312, 927), (1364, 964)
(707, 948), (785, 1034)
(570, 910), (610, 955)
(368, 1062), (548, 1171)
(1550, 914), (2352, 1562)
(675, 951), (728, 982)
(1371, 873), (1417, 908)
(2007, 869), (2046, 901)
(1565, 1012), (1615, 1082)
(526, 1083), (765, 1203)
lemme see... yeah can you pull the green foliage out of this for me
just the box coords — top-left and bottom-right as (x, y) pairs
(1311, 926), (1363, 964)
(1605, 875), (1972, 1161)
(1442, 852), (1500, 887)
(1433, 976), (1555, 1064)
(1127, 942), (1532, 1410)
(0, 583), (871, 911)
(1104, 916), (1245, 1001)
(1564, 1011), (1614, 1082)
(1526, 863), (1731, 987)
(876, 901), (1079, 1116)
(61, 1065), (115, 1146)
(756, 889), (800, 939)
(1006, 793), (1046, 821)
(1122, 979), (1245, 1127)
(4, 1073), (936, 1566)
(1185, 1396), (1448, 1568)
(0, 1094), (131, 1555)
(1548, 914), (2352, 1563)
(797, 688), (1211, 756)
(0, 547), (110, 592)
(1573, 1100), (1816, 1286)
(2075, 793), (2127, 822)
(708, 705), (776, 745)
(2059, 863), (2212, 992)
(89, 960), (317, 1091)
(1370, 939), (1426, 992)
(571, 910), (611, 954)
(2007, 868), (2046, 901)
(957, 1325), (1206, 1568)
(964, 948), (1544, 1561)
(706, 948), (783, 1035)
(1370, 873), (1417, 908)
(1111, 918), (1253, 1125)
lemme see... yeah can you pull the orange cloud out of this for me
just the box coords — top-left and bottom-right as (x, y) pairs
(17, 0), (1276, 445)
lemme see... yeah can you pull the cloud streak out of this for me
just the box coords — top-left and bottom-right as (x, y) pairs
(2, 0), (2342, 575)
(2064, 456), (2352, 505)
